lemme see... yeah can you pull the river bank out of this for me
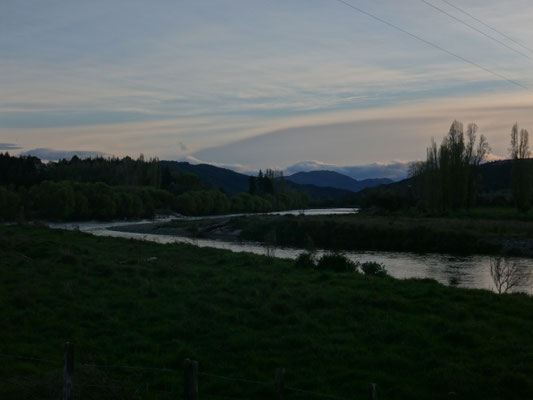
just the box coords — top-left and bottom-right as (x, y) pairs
(1, 224), (533, 399)
(111, 213), (533, 257)
(68, 216), (533, 294)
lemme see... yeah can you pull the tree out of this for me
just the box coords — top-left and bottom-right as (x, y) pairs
(413, 121), (490, 213)
(509, 123), (532, 213)
(490, 256), (529, 294)
(509, 122), (530, 160)
(0, 186), (20, 221)
(248, 176), (257, 195)
(254, 169), (275, 195)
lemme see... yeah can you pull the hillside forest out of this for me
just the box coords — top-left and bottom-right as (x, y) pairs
(0, 154), (308, 221)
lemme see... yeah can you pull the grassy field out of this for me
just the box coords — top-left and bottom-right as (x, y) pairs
(1, 225), (533, 399)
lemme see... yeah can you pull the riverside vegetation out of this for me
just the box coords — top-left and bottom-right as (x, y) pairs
(128, 210), (533, 256)
(236, 213), (533, 256)
(2, 225), (533, 399)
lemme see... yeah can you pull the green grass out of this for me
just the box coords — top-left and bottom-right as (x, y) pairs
(1, 225), (533, 399)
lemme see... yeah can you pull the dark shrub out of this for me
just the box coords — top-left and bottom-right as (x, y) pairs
(295, 252), (316, 269)
(361, 261), (388, 277)
(317, 252), (357, 273)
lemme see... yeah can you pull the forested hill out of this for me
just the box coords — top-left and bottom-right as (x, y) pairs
(478, 159), (513, 193)
(160, 161), (355, 200)
(0, 153), (358, 221)
(0, 153), (356, 201)
(355, 159), (523, 211)
(285, 181), (356, 202)
(160, 161), (249, 195)
(362, 160), (514, 196)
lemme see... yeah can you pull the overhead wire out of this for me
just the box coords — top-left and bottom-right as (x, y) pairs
(419, 0), (530, 59)
(332, 0), (531, 92)
(438, 0), (533, 54)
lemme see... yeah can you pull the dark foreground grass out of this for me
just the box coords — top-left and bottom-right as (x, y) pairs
(1, 225), (533, 399)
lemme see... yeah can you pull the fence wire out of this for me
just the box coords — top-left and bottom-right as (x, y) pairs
(286, 385), (353, 400)
(199, 371), (272, 387)
(0, 353), (60, 366)
(80, 362), (178, 374)
(1, 351), (363, 400)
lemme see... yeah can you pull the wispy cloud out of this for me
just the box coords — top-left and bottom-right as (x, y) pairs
(2, 1), (533, 164)
(0, 142), (21, 150)
(21, 148), (108, 161)
(192, 91), (533, 168)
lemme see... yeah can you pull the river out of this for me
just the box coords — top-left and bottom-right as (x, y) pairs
(50, 208), (533, 294)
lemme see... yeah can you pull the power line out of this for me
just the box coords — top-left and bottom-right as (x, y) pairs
(439, 0), (533, 54)
(333, 0), (531, 92)
(419, 0), (530, 60)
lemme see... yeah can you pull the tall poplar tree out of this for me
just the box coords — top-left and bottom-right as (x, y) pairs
(509, 123), (532, 213)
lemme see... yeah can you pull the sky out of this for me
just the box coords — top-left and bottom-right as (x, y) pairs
(2, 0), (533, 179)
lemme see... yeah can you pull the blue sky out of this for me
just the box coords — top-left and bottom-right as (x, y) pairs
(2, 0), (533, 176)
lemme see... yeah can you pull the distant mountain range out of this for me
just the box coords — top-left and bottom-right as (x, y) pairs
(286, 170), (392, 192)
(284, 160), (410, 181)
(161, 161), (362, 201)
(160, 158), (528, 209)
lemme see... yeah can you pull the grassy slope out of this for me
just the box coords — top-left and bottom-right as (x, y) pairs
(1, 225), (533, 399)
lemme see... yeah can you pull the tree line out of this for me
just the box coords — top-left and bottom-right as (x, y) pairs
(409, 120), (490, 212)
(0, 153), (160, 188)
(0, 180), (309, 222)
(0, 154), (308, 221)
(362, 120), (532, 214)
(410, 121), (532, 213)
(509, 123), (532, 213)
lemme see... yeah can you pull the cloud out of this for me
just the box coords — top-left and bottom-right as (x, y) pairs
(192, 92), (533, 170)
(21, 148), (109, 161)
(3, 1), (533, 165)
(484, 153), (506, 162)
(0, 142), (21, 150)
(178, 142), (188, 152)
(285, 160), (411, 181)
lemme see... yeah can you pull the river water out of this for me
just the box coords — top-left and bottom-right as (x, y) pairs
(50, 208), (533, 294)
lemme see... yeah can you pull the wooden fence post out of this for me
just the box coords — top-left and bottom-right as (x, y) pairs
(369, 383), (377, 400)
(62, 342), (74, 400)
(184, 359), (199, 400)
(274, 368), (285, 400)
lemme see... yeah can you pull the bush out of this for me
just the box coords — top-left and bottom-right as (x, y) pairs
(0, 186), (20, 221)
(317, 252), (358, 273)
(361, 261), (388, 277)
(294, 252), (316, 269)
